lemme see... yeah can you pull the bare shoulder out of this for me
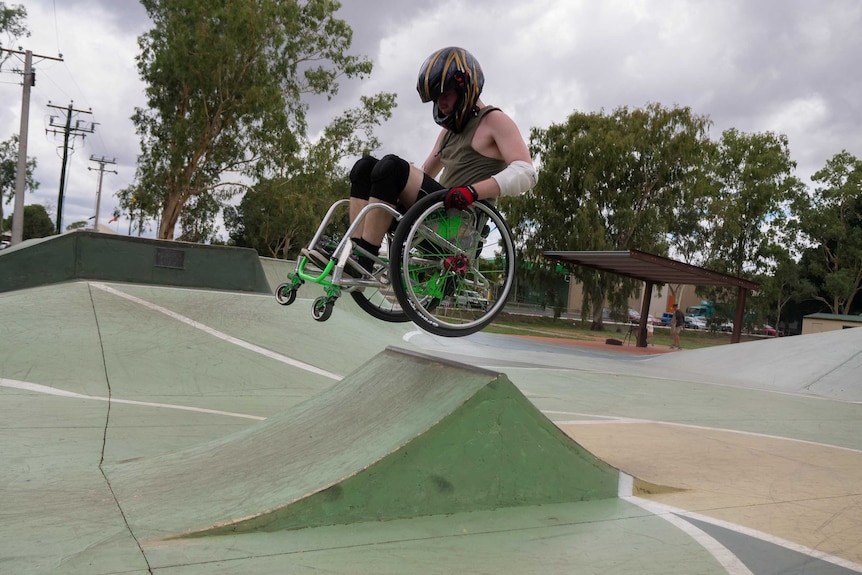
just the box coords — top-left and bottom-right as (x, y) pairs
(475, 106), (531, 163)
(481, 107), (519, 132)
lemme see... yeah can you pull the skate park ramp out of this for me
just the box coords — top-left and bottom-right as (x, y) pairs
(3, 237), (862, 574)
(106, 347), (619, 540)
(0, 229), (271, 294)
(411, 322), (862, 401)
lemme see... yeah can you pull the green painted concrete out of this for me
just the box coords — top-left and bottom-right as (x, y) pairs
(4, 238), (861, 573)
(104, 348), (618, 540)
(0, 231), (271, 294)
(141, 499), (723, 574)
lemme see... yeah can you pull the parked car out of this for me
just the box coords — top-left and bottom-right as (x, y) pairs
(761, 324), (783, 337)
(456, 290), (488, 310)
(627, 308), (641, 323)
(719, 321), (734, 332)
(660, 312), (674, 326)
(685, 315), (707, 330)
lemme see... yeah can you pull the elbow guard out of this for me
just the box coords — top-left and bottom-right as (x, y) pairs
(491, 160), (538, 197)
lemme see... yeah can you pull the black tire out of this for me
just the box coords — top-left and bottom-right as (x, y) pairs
(389, 191), (516, 337)
(275, 283), (297, 306)
(311, 296), (334, 322)
(350, 288), (410, 323)
(347, 231), (411, 323)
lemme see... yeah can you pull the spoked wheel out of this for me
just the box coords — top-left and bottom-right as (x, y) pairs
(389, 191), (516, 337)
(350, 286), (410, 323)
(275, 282), (297, 306)
(311, 296), (334, 322)
(346, 232), (411, 323)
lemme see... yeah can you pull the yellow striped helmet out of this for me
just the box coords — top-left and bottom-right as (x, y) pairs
(417, 47), (484, 133)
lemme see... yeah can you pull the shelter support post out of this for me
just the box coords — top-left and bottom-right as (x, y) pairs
(637, 281), (655, 347)
(732, 286), (748, 343)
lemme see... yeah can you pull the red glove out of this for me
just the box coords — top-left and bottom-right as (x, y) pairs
(444, 186), (478, 210)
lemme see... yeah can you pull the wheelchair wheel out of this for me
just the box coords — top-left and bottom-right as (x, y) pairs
(311, 296), (334, 322)
(274, 282), (297, 306)
(350, 286), (410, 323)
(389, 190), (516, 337)
(347, 232), (411, 323)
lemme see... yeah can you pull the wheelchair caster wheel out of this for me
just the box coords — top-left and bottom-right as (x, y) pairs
(311, 296), (334, 321)
(275, 283), (297, 305)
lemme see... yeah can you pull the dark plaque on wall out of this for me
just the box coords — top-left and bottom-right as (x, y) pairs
(155, 248), (186, 270)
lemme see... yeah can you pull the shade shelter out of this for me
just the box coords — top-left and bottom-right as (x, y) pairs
(544, 249), (761, 347)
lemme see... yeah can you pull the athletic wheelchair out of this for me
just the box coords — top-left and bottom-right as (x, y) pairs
(275, 190), (516, 337)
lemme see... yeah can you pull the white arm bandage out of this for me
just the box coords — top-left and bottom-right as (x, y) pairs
(491, 160), (538, 197)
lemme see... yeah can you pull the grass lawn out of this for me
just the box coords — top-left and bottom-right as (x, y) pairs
(487, 313), (760, 350)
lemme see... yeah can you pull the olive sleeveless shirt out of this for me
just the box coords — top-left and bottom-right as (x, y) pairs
(438, 106), (508, 188)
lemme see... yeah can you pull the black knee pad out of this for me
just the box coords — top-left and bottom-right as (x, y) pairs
(369, 154), (410, 205)
(349, 155), (378, 200)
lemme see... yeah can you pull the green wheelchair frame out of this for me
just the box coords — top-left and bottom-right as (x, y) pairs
(275, 190), (516, 337)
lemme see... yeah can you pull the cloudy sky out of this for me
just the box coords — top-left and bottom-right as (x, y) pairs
(2, 0), (860, 238)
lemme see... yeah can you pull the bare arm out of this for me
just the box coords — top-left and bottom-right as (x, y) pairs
(470, 111), (534, 200)
(421, 129), (447, 177)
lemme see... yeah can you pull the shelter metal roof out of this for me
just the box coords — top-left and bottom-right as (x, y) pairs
(543, 249), (760, 291)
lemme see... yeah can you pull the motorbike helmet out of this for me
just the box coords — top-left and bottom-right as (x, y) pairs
(417, 47), (484, 133)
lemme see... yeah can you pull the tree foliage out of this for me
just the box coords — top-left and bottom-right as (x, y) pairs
(790, 150), (862, 315)
(0, 2), (29, 63)
(120, 0), (381, 241)
(2, 204), (53, 240)
(0, 134), (38, 235)
(750, 243), (816, 330)
(698, 129), (804, 277)
(225, 93), (394, 258)
(503, 103), (712, 328)
(689, 129), (805, 314)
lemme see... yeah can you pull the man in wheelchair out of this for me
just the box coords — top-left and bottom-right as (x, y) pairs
(345, 46), (537, 272)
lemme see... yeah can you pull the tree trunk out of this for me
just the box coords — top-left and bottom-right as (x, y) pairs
(159, 193), (184, 240)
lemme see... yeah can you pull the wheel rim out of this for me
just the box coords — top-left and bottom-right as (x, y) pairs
(275, 283), (296, 305)
(312, 297), (333, 321)
(350, 286), (410, 323)
(394, 198), (515, 335)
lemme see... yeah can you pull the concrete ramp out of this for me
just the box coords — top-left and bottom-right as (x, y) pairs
(651, 327), (862, 401)
(0, 230), (271, 294)
(106, 347), (618, 540)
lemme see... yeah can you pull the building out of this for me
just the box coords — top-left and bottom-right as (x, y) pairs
(801, 313), (862, 334)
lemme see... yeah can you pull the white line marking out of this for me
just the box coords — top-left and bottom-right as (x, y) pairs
(620, 483), (755, 575)
(89, 282), (342, 381)
(619, 473), (862, 574)
(0, 378), (266, 420)
(403, 330), (424, 343)
(546, 411), (862, 455)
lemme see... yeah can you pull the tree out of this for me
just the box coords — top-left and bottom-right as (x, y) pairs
(225, 94), (394, 257)
(2, 204), (54, 240)
(503, 103), (712, 329)
(121, 0), (383, 241)
(790, 151), (862, 315)
(699, 129), (804, 278)
(690, 129), (805, 315)
(0, 134), (38, 235)
(1, 4), (35, 237)
(751, 244), (816, 332)
(1, 3), (29, 66)
(66, 220), (87, 231)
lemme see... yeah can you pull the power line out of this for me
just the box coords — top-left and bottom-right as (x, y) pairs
(88, 155), (117, 230)
(0, 47), (63, 245)
(46, 101), (95, 234)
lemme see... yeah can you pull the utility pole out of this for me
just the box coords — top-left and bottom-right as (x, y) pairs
(88, 156), (117, 230)
(46, 102), (95, 234)
(0, 47), (63, 245)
